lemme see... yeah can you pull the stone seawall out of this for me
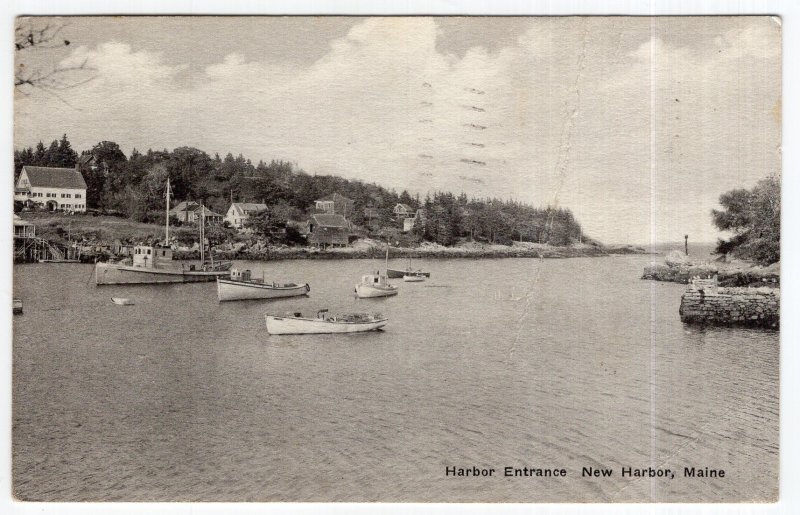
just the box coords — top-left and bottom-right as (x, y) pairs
(679, 287), (779, 329)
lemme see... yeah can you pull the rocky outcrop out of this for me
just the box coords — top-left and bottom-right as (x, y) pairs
(643, 259), (779, 287)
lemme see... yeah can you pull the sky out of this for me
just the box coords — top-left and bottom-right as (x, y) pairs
(13, 16), (781, 244)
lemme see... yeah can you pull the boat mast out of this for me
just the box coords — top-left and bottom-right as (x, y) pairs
(165, 178), (171, 245)
(385, 239), (389, 272)
(200, 204), (205, 264)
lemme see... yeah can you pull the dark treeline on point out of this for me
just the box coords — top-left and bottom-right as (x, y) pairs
(712, 175), (780, 265)
(14, 135), (587, 246)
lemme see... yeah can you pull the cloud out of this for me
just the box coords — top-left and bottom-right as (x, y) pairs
(14, 17), (781, 244)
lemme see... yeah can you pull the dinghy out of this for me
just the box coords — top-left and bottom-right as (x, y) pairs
(111, 297), (135, 306)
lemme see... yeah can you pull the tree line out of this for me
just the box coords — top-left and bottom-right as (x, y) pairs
(712, 175), (780, 265)
(14, 135), (587, 247)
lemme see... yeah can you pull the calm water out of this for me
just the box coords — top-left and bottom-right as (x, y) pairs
(12, 255), (779, 502)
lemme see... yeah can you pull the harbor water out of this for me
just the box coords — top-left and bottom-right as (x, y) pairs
(12, 255), (779, 502)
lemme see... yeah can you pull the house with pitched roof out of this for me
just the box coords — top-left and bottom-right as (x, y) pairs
(224, 202), (268, 231)
(14, 166), (87, 212)
(314, 193), (354, 218)
(393, 203), (414, 219)
(170, 201), (223, 225)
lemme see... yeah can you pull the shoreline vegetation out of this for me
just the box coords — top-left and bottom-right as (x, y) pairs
(17, 212), (646, 263)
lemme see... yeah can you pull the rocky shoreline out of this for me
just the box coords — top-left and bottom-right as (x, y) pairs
(174, 242), (646, 262)
(641, 250), (779, 287)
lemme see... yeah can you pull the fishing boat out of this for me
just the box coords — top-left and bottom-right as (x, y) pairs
(387, 268), (430, 278)
(387, 258), (430, 278)
(111, 297), (135, 306)
(356, 272), (399, 297)
(217, 268), (310, 301)
(13, 298), (23, 315)
(403, 274), (425, 282)
(265, 309), (387, 335)
(95, 180), (231, 285)
(355, 242), (398, 298)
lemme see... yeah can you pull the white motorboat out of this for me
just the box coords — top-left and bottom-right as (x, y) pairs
(355, 241), (398, 298)
(111, 297), (135, 305)
(265, 310), (387, 335)
(403, 274), (425, 282)
(356, 272), (399, 298)
(217, 269), (310, 301)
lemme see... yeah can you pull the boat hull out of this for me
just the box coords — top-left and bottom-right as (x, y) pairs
(265, 315), (387, 335)
(403, 275), (425, 282)
(355, 283), (398, 298)
(95, 263), (229, 285)
(217, 279), (310, 301)
(387, 268), (430, 278)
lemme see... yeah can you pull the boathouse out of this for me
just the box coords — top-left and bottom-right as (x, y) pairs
(14, 166), (87, 212)
(308, 213), (352, 248)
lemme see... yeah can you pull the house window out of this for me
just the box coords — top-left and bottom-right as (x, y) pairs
(147, 249), (151, 255)
(75, 194), (82, 198)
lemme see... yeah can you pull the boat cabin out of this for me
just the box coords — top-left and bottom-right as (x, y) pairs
(132, 245), (173, 268)
(361, 273), (390, 286)
(229, 268), (263, 283)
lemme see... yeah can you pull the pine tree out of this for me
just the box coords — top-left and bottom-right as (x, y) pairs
(55, 134), (78, 167)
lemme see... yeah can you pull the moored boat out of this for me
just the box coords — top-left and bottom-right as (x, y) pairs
(356, 241), (399, 298)
(95, 179), (231, 285)
(96, 246), (230, 285)
(111, 297), (135, 305)
(13, 298), (23, 314)
(356, 272), (398, 298)
(265, 309), (387, 335)
(217, 269), (310, 301)
(387, 268), (430, 278)
(403, 274), (425, 282)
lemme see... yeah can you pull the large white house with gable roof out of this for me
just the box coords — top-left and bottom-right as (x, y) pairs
(14, 166), (88, 212)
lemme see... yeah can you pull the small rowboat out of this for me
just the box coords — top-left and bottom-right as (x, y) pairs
(403, 274), (425, 282)
(13, 298), (23, 314)
(111, 297), (135, 306)
(265, 310), (387, 335)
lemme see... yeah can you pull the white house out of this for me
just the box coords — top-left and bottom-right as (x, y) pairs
(225, 202), (268, 230)
(14, 166), (88, 212)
